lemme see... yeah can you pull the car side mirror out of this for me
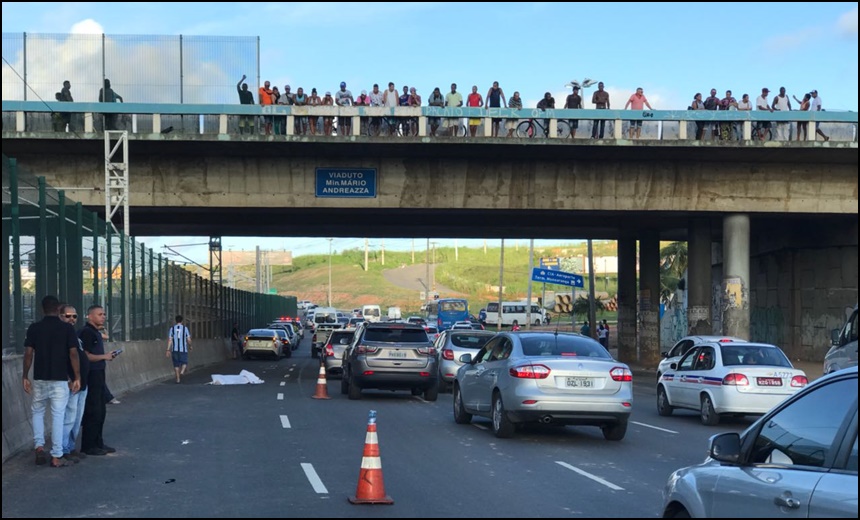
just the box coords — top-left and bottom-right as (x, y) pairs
(661, 351), (669, 358)
(709, 432), (741, 464)
(459, 353), (473, 364)
(670, 362), (677, 370)
(830, 328), (840, 346)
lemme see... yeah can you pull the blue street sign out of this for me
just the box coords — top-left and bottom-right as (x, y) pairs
(539, 258), (560, 271)
(531, 267), (584, 288)
(315, 168), (377, 198)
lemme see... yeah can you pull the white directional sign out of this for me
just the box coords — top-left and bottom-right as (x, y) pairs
(531, 267), (584, 288)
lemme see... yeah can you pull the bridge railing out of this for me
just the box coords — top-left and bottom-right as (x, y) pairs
(2, 101), (857, 142)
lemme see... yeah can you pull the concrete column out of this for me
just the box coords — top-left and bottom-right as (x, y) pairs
(483, 117), (493, 137)
(84, 113), (93, 133)
(742, 120), (752, 140)
(616, 236), (637, 363)
(722, 214), (750, 339)
(418, 116), (428, 137)
(153, 114), (161, 134)
(639, 232), (661, 366)
(219, 114), (228, 135)
(613, 119), (623, 139)
(16, 111), (25, 132)
(678, 120), (687, 140)
(687, 218), (712, 335)
(548, 118), (558, 138)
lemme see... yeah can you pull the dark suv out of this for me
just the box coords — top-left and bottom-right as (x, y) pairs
(341, 322), (439, 401)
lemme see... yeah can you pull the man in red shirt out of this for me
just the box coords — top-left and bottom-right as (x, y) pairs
(258, 80), (274, 135)
(623, 87), (653, 139)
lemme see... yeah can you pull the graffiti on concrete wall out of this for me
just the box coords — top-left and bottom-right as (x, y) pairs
(750, 307), (785, 346)
(723, 276), (748, 311)
(660, 305), (687, 349)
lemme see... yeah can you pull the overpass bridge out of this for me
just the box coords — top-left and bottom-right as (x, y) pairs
(2, 102), (858, 368)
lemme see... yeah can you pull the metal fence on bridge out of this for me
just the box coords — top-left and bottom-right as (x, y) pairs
(2, 154), (294, 356)
(1, 32), (259, 105)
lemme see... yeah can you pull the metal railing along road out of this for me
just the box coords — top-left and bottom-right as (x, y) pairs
(2, 101), (857, 143)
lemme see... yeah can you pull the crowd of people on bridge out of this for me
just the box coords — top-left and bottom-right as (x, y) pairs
(46, 77), (831, 142)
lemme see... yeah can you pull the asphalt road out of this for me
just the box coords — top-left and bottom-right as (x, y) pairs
(1, 336), (754, 518)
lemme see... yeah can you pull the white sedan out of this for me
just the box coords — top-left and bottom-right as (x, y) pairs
(657, 341), (807, 425)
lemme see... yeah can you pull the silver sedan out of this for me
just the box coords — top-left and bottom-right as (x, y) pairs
(453, 332), (633, 440)
(435, 329), (496, 392)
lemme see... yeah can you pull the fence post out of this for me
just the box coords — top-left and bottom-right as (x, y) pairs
(10, 159), (25, 352)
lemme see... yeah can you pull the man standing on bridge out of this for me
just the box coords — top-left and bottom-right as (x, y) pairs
(591, 82), (610, 139)
(236, 75), (255, 135)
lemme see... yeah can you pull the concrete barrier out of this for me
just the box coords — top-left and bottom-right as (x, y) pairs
(1, 338), (229, 464)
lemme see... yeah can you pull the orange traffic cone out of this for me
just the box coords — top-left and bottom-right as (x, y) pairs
(348, 410), (393, 505)
(311, 364), (331, 400)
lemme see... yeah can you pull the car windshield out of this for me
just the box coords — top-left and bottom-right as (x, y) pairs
(363, 328), (429, 343)
(450, 333), (493, 349)
(721, 345), (792, 367)
(521, 335), (612, 358)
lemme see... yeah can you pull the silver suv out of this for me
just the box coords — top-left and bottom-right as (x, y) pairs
(341, 322), (438, 401)
(824, 304), (858, 374)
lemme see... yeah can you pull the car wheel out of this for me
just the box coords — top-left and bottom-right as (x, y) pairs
(424, 384), (438, 402)
(601, 420), (628, 441)
(700, 394), (720, 426)
(347, 376), (362, 400)
(671, 507), (691, 518)
(452, 385), (472, 424)
(492, 393), (515, 438)
(657, 386), (674, 416)
(340, 375), (349, 395)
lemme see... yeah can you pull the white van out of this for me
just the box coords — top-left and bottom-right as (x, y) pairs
(484, 301), (548, 326)
(362, 305), (382, 323)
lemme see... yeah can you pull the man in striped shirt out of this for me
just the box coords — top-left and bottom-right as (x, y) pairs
(166, 315), (192, 384)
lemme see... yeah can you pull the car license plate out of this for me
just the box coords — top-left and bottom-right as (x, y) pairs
(757, 377), (783, 386)
(566, 377), (593, 388)
(389, 351), (407, 358)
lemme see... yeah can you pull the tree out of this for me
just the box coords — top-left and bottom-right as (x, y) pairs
(572, 295), (605, 320)
(659, 241), (688, 308)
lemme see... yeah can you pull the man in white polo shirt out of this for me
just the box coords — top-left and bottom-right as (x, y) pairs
(808, 90), (829, 141)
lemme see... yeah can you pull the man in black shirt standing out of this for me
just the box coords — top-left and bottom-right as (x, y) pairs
(22, 295), (81, 468)
(79, 304), (117, 456)
(237, 74), (255, 135)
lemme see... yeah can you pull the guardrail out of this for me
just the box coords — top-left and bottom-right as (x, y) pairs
(3, 101), (857, 142)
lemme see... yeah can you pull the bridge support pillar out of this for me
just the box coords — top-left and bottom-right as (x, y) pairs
(722, 214), (750, 339)
(687, 218), (712, 335)
(639, 232), (661, 366)
(617, 236), (637, 363)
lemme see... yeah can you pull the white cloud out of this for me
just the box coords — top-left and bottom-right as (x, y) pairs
(70, 19), (103, 34)
(838, 6), (858, 38)
(763, 26), (824, 52)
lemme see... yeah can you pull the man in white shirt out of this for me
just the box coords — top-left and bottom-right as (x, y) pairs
(771, 86), (792, 141)
(754, 88), (773, 141)
(808, 90), (829, 141)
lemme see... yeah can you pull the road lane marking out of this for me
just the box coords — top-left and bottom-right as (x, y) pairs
(280, 415), (291, 429)
(280, 382), (285, 386)
(555, 461), (624, 491)
(631, 421), (678, 434)
(277, 393), (284, 400)
(472, 424), (488, 431)
(301, 463), (329, 494)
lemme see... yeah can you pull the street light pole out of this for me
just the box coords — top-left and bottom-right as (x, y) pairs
(327, 238), (333, 307)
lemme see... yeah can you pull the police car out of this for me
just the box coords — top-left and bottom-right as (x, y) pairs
(656, 341), (807, 425)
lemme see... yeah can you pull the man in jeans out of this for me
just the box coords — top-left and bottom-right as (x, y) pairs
(59, 304), (89, 463)
(22, 295), (81, 468)
(591, 82), (610, 139)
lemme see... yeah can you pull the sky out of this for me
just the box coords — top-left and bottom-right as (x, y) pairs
(2, 2), (858, 262)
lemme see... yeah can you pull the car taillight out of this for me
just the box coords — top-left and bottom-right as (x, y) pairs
(791, 375), (808, 388)
(723, 373), (749, 386)
(417, 347), (436, 356)
(282, 339), (289, 345)
(610, 367), (632, 382)
(356, 345), (379, 354)
(325, 345), (334, 357)
(244, 336), (248, 341)
(509, 364), (551, 379)
(442, 349), (454, 360)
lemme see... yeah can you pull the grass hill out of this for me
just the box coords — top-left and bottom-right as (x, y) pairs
(229, 241), (620, 316)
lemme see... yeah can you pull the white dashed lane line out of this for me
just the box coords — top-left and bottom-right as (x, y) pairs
(301, 463), (329, 494)
(631, 421), (679, 434)
(280, 415), (291, 429)
(280, 382), (285, 386)
(555, 461), (625, 491)
(277, 393), (284, 400)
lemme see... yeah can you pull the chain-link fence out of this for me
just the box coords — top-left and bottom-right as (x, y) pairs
(2, 33), (259, 104)
(3, 154), (294, 357)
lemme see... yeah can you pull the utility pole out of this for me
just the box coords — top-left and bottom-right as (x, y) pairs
(526, 239), (534, 330)
(587, 239), (597, 339)
(255, 245), (261, 293)
(327, 238), (333, 307)
(497, 238), (505, 331)
(455, 239), (458, 262)
(483, 239), (487, 254)
(431, 241), (439, 292)
(364, 238), (368, 271)
(425, 238), (430, 301)
(381, 238), (385, 266)
(411, 238), (414, 264)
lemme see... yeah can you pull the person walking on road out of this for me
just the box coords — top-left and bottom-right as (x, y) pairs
(166, 315), (192, 383)
(22, 295), (81, 467)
